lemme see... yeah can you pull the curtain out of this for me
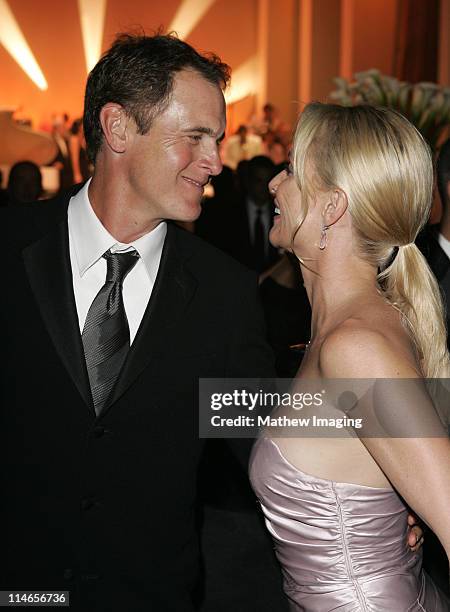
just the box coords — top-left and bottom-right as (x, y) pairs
(393, 0), (440, 82)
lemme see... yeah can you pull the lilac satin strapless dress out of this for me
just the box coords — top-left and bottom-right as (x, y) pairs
(249, 437), (449, 611)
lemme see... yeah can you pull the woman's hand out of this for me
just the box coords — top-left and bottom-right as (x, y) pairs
(407, 513), (424, 552)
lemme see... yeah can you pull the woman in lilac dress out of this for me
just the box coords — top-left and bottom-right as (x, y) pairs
(249, 103), (450, 611)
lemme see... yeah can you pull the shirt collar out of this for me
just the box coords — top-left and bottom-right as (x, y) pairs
(68, 178), (167, 282)
(437, 231), (450, 260)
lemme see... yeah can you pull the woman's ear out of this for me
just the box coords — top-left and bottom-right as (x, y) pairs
(99, 103), (128, 154)
(323, 189), (348, 227)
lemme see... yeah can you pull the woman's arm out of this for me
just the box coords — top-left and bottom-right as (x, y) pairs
(320, 327), (450, 559)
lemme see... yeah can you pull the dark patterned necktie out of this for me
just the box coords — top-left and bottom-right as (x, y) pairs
(82, 249), (139, 415)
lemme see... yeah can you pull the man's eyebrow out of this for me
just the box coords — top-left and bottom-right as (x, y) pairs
(183, 126), (225, 140)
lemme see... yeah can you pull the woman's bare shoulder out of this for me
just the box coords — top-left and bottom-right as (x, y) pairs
(318, 314), (420, 379)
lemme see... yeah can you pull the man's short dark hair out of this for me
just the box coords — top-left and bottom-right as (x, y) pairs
(83, 33), (231, 163)
(437, 137), (450, 209)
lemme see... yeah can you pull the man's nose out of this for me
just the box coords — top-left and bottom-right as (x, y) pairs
(200, 144), (223, 176)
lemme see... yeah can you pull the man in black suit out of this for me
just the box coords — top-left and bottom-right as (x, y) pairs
(197, 156), (280, 274)
(419, 138), (450, 596)
(233, 156), (280, 272)
(420, 138), (450, 351)
(432, 139), (450, 348)
(0, 34), (281, 612)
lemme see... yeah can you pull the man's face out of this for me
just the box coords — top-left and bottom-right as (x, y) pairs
(124, 69), (226, 226)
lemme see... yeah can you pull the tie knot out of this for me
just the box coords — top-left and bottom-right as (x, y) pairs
(103, 250), (139, 284)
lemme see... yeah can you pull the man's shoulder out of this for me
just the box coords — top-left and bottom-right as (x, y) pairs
(0, 192), (71, 248)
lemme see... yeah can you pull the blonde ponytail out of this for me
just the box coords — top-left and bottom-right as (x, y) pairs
(291, 103), (450, 377)
(379, 244), (450, 377)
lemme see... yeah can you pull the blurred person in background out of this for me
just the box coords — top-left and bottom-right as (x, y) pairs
(0, 169), (8, 206)
(420, 137), (450, 351)
(50, 113), (74, 191)
(196, 155), (280, 273)
(222, 124), (263, 169)
(7, 161), (43, 205)
(418, 141), (450, 594)
(234, 154), (280, 273)
(252, 103), (291, 148)
(195, 165), (238, 252)
(268, 138), (288, 172)
(259, 252), (311, 377)
(70, 118), (92, 184)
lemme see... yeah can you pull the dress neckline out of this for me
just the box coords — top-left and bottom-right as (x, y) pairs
(261, 436), (394, 492)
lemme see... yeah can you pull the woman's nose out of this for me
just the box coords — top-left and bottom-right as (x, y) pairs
(269, 169), (287, 196)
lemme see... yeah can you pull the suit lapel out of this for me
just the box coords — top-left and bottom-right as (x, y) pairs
(23, 206), (197, 417)
(105, 224), (198, 412)
(22, 201), (94, 413)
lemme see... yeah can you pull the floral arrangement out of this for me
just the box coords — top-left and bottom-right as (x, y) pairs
(330, 69), (450, 150)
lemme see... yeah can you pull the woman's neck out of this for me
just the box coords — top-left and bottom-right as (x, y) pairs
(302, 258), (380, 343)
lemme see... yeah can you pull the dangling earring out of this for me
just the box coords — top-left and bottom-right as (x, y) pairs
(319, 224), (329, 250)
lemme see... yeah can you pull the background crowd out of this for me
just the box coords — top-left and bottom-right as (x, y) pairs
(2, 100), (449, 609)
(1, 5), (450, 601)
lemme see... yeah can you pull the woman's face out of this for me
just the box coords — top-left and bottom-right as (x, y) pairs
(269, 160), (326, 253)
(268, 164), (306, 250)
(269, 157), (314, 250)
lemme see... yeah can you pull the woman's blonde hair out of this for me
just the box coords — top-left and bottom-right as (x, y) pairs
(292, 102), (450, 377)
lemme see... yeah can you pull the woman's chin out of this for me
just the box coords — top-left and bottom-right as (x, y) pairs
(269, 226), (285, 249)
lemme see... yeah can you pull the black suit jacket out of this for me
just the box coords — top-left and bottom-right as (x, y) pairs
(419, 229), (450, 350)
(196, 195), (279, 273)
(0, 191), (275, 611)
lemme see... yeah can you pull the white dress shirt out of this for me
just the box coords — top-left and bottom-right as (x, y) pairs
(68, 179), (166, 343)
(246, 197), (271, 257)
(437, 232), (450, 261)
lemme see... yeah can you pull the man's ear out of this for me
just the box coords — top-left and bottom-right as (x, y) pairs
(99, 103), (129, 154)
(323, 189), (348, 227)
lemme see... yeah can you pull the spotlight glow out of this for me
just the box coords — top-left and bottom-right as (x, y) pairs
(0, 0), (48, 90)
(78, 0), (107, 73)
(168, 0), (217, 40)
(224, 55), (258, 105)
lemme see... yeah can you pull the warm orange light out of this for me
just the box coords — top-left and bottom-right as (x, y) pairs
(225, 55), (258, 105)
(0, 0), (48, 90)
(78, 0), (107, 73)
(168, 0), (217, 40)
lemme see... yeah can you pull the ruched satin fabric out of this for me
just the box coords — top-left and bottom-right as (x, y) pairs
(249, 437), (449, 611)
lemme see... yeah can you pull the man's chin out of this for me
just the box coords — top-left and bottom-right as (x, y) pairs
(184, 200), (203, 222)
(169, 204), (202, 225)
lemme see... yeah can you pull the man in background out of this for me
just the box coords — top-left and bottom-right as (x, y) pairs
(196, 155), (280, 274)
(431, 138), (450, 348)
(50, 113), (74, 191)
(222, 124), (263, 169)
(419, 137), (450, 596)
